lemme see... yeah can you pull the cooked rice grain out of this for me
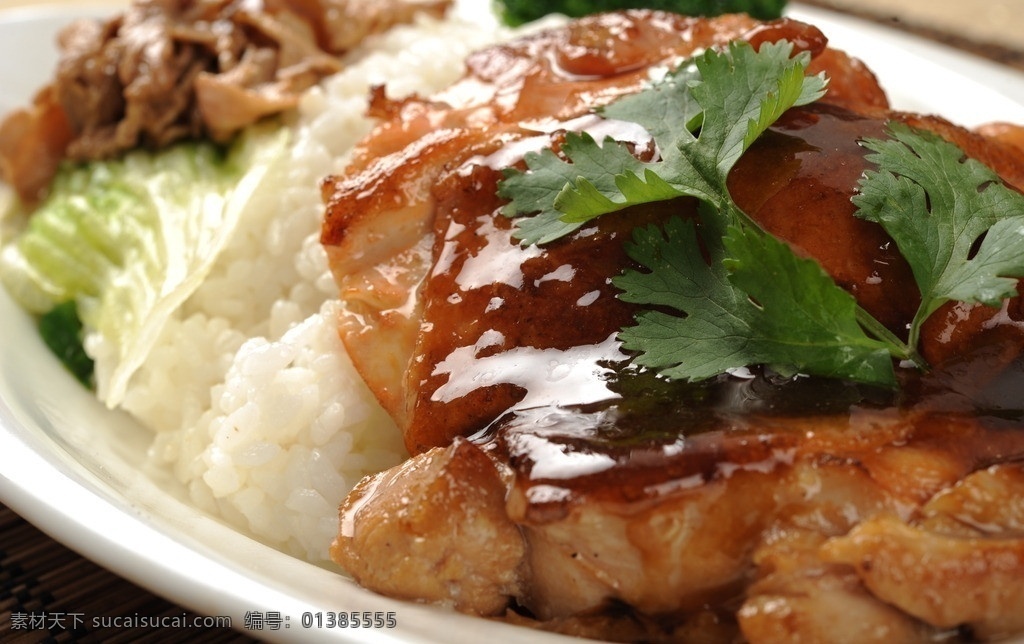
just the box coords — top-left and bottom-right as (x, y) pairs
(127, 12), (510, 562)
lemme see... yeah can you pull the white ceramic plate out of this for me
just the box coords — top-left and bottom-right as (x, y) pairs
(2, 3), (1024, 643)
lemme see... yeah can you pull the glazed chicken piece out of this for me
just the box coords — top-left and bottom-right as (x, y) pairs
(333, 406), (1024, 641)
(823, 463), (1024, 640)
(322, 11), (895, 453)
(322, 10), (1024, 642)
(737, 527), (931, 644)
(335, 438), (525, 616)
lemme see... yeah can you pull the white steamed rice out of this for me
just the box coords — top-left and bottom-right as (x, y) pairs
(110, 9), (513, 563)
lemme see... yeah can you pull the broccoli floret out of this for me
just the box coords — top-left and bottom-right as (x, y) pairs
(39, 301), (94, 388)
(496, 0), (788, 26)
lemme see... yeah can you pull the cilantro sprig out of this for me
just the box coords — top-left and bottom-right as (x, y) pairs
(500, 40), (827, 245)
(614, 213), (897, 385)
(854, 124), (1024, 350)
(498, 39), (1024, 389)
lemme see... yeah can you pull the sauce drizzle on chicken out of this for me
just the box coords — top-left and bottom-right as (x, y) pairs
(321, 10), (1024, 642)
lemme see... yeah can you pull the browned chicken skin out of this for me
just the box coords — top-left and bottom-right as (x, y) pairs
(322, 10), (1024, 642)
(321, 12), (903, 452)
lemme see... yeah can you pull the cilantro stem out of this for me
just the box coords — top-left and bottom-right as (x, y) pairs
(854, 305), (928, 371)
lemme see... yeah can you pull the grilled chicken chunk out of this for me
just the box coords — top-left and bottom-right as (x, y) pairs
(333, 406), (1024, 641)
(322, 10), (1024, 642)
(321, 11), (899, 453)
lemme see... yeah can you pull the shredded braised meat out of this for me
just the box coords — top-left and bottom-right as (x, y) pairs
(0, 0), (450, 204)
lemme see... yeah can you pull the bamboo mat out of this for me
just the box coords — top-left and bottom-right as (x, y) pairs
(1, 1), (1024, 643)
(0, 504), (258, 643)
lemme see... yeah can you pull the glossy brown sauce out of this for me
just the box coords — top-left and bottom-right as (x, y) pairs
(729, 103), (919, 333)
(324, 14), (1024, 501)
(478, 366), (1024, 524)
(425, 103), (1024, 513)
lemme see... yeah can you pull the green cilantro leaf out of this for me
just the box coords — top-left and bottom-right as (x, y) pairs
(498, 133), (649, 244)
(499, 39), (827, 244)
(854, 123), (1024, 347)
(615, 213), (896, 386)
(496, 35), (1024, 390)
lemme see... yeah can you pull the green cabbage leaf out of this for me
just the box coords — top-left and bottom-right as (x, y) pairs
(0, 123), (288, 406)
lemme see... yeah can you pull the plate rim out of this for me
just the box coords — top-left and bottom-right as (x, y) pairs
(2, 3), (1024, 643)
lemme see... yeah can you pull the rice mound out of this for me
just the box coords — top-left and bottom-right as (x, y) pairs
(118, 10), (511, 563)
